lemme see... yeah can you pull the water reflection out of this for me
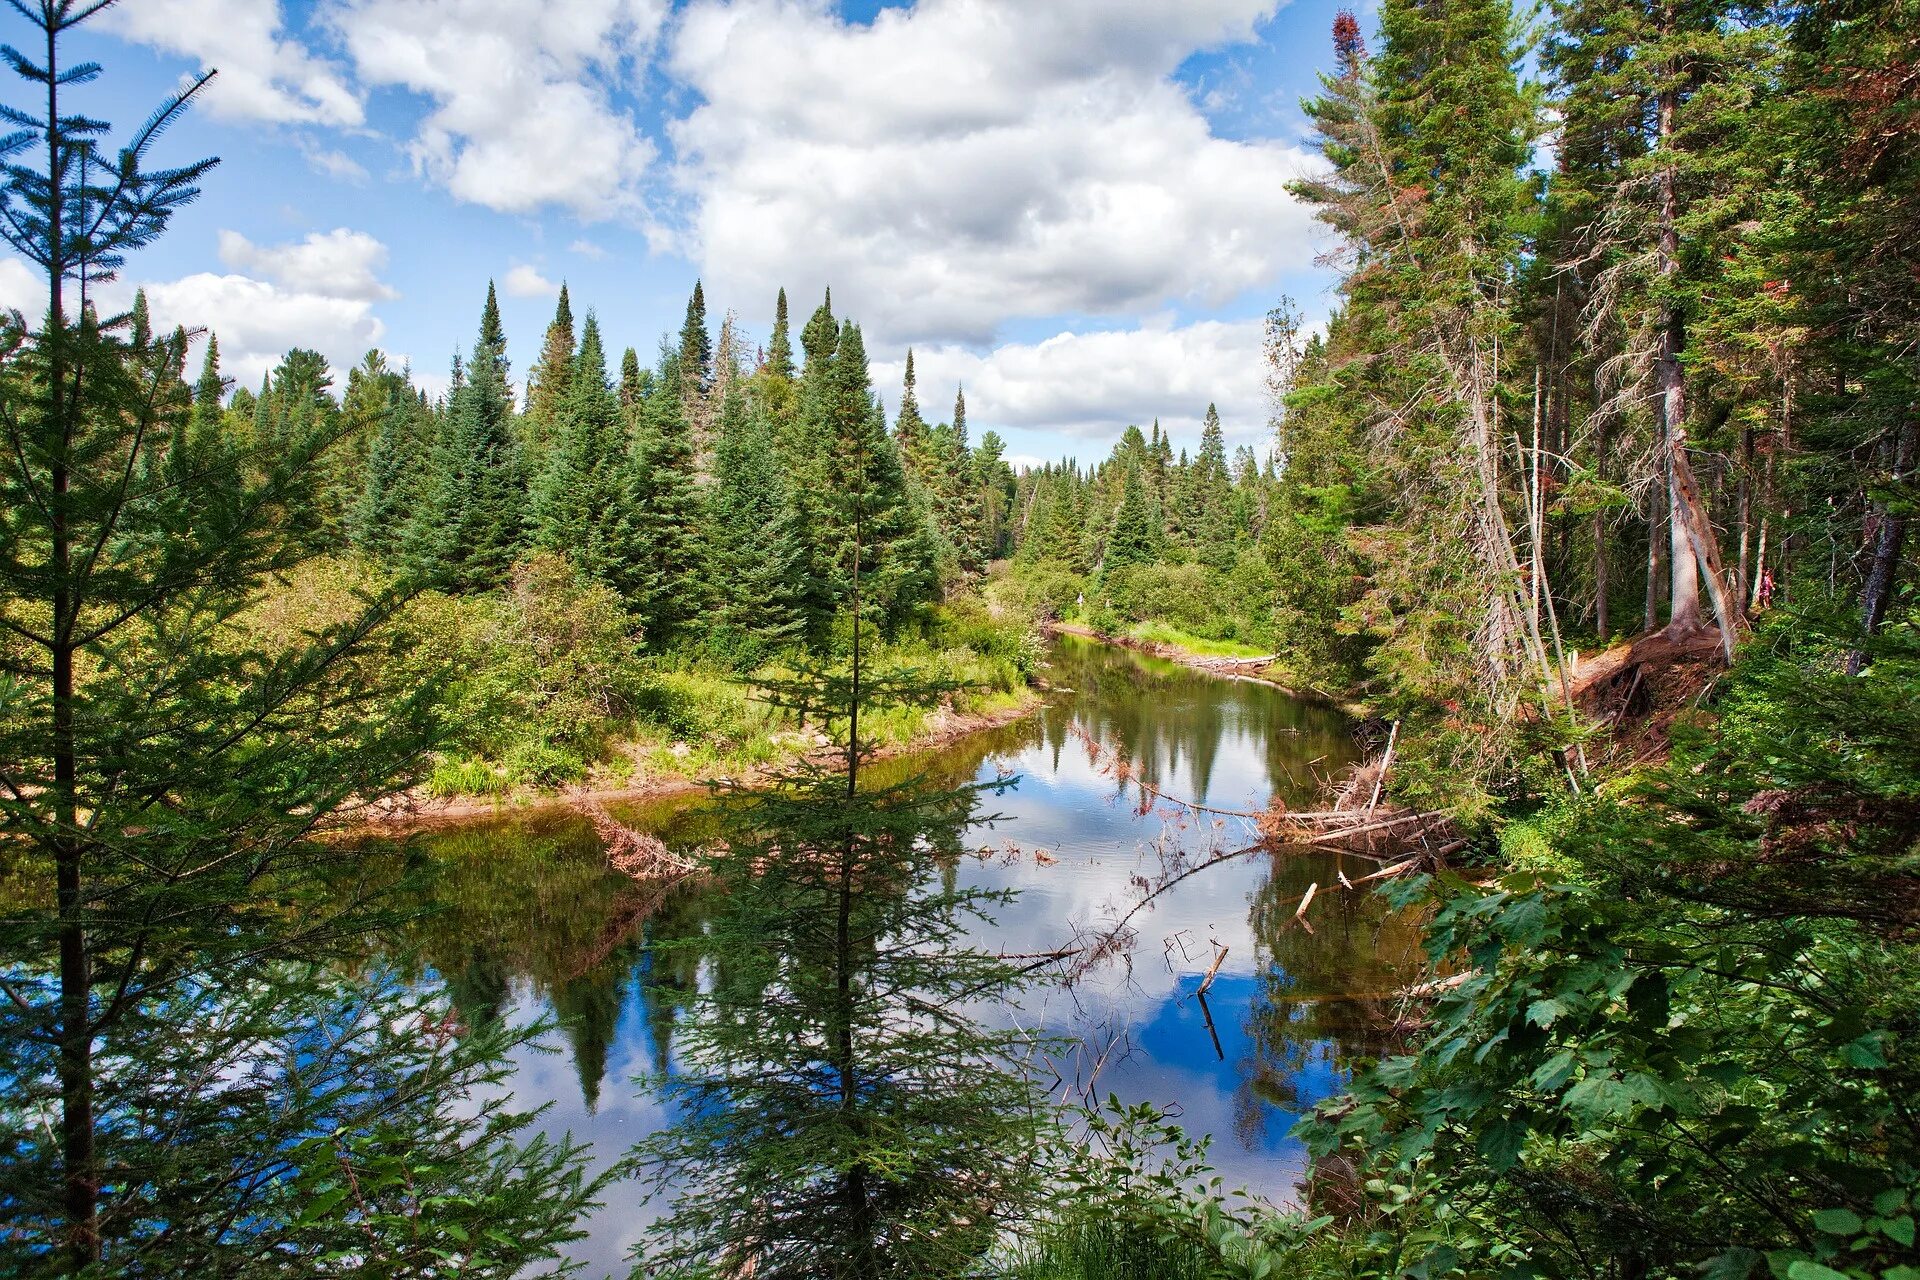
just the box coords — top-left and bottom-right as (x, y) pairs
(365, 635), (1422, 1273)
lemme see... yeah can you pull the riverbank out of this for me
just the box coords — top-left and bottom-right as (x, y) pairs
(339, 687), (1046, 831)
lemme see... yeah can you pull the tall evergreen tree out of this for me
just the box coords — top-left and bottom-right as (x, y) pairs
(531, 313), (627, 580)
(523, 282), (576, 454)
(422, 294), (527, 591)
(706, 378), (807, 653)
(893, 348), (931, 480)
(1103, 458), (1159, 574)
(618, 354), (704, 643)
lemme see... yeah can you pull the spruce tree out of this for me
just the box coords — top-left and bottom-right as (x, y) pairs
(422, 294), (527, 591)
(706, 378), (807, 655)
(893, 348), (931, 480)
(1190, 403), (1236, 573)
(478, 277), (511, 401)
(530, 312), (627, 581)
(1104, 458), (1158, 574)
(523, 282), (576, 454)
(617, 353), (704, 644)
(618, 345), (645, 419)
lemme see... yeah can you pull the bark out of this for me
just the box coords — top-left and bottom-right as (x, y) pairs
(44, 19), (100, 1267)
(1847, 415), (1919, 675)
(1655, 77), (1738, 659)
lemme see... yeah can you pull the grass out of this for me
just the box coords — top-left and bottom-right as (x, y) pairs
(1124, 619), (1273, 659)
(425, 624), (1043, 801)
(1005, 1219), (1215, 1280)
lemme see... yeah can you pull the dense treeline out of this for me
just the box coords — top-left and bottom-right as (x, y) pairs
(997, 0), (1917, 810)
(151, 277), (1034, 790)
(187, 279), (1014, 661)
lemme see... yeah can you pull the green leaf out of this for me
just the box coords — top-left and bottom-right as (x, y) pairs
(1811, 1208), (1863, 1236)
(1784, 1263), (1851, 1280)
(1477, 1115), (1529, 1172)
(1525, 997), (1568, 1028)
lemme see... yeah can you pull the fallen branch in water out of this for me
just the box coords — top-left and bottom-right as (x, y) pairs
(568, 789), (707, 879)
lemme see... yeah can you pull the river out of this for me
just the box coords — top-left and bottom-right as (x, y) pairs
(369, 634), (1423, 1273)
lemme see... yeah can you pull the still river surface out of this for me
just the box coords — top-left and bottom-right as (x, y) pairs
(374, 635), (1423, 1273)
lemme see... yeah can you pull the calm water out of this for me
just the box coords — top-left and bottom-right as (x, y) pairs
(374, 635), (1422, 1274)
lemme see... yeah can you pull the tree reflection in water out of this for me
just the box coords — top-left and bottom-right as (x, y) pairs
(628, 750), (1056, 1280)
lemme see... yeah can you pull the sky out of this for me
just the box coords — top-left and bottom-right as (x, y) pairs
(0, 0), (1358, 468)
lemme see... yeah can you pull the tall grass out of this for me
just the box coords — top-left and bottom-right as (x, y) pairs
(1006, 1219), (1215, 1280)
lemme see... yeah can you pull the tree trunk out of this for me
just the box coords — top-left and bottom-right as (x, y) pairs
(1654, 78), (1737, 659)
(1847, 416), (1919, 675)
(43, 21), (100, 1268)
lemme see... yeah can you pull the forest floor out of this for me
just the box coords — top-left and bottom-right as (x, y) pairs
(339, 688), (1046, 831)
(1556, 626), (1728, 768)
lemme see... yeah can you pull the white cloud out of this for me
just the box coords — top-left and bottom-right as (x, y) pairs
(873, 318), (1272, 451)
(504, 264), (561, 298)
(100, 0), (363, 127)
(139, 273), (387, 392)
(569, 239), (609, 260)
(667, 0), (1318, 345)
(301, 145), (371, 184)
(217, 228), (399, 302)
(0, 256), (43, 317)
(0, 224), (404, 395)
(321, 0), (669, 220)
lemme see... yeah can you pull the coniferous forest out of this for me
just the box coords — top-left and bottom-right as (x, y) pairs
(2, 2), (1918, 1279)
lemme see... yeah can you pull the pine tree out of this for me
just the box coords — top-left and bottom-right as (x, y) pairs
(893, 348), (931, 480)
(1103, 458), (1158, 574)
(706, 378), (807, 654)
(530, 313), (627, 581)
(523, 282), (576, 454)
(422, 294), (527, 591)
(617, 354), (704, 643)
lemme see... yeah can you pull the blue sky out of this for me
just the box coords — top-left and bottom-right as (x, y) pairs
(0, 0), (1359, 466)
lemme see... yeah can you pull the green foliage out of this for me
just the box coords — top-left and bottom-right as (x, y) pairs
(1303, 611), (1920, 1278)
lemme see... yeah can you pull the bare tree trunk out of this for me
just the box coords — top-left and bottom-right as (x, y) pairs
(1655, 78), (1737, 659)
(1847, 416), (1919, 675)
(1645, 429), (1666, 634)
(1593, 388), (1612, 638)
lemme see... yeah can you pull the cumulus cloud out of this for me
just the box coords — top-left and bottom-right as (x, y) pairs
(504, 264), (561, 298)
(218, 228), (399, 302)
(320, 0), (669, 220)
(140, 273), (388, 391)
(100, 0), (362, 127)
(667, 0), (1318, 346)
(871, 318), (1273, 452)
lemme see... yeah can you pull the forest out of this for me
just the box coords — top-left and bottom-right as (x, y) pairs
(2, 0), (1917, 1278)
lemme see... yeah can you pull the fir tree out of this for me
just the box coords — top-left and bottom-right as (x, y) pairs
(618, 355), (704, 643)
(478, 278), (511, 400)
(1103, 458), (1158, 574)
(531, 313), (627, 581)
(893, 348), (931, 480)
(523, 282), (576, 454)
(706, 379), (807, 654)
(422, 294), (527, 591)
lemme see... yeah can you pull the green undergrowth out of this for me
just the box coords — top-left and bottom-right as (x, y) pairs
(386, 558), (1044, 801)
